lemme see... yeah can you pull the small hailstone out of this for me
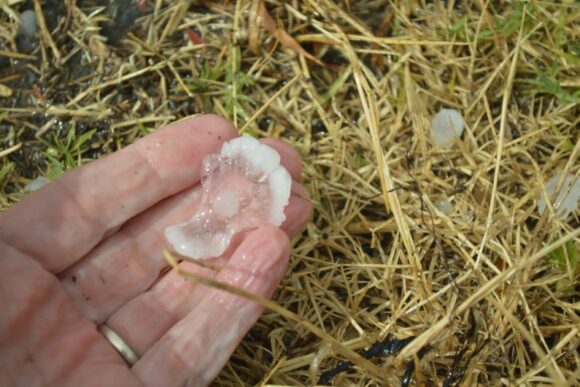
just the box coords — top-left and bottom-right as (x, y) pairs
(431, 108), (464, 148)
(25, 176), (50, 191)
(165, 136), (292, 260)
(18, 10), (38, 38)
(435, 197), (453, 215)
(463, 209), (475, 223)
(538, 173), (580, 220)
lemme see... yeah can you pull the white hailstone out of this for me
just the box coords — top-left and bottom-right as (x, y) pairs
(538, 173), (580, 220)
(165, 136), (292, 260)
(431, 108), (464, 148)
(18, 10), (38, 38)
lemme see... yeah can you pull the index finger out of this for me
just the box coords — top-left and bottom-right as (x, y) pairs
(0, 114), (237, 273)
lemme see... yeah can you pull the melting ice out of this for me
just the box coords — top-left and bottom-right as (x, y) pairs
(538, 173), (580, 220)
(431, 108), (464, 148)
(165, 136), (292, 259)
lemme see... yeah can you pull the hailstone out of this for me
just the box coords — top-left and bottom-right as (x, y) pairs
(431, 108), (464, 148)
(165, 136), (292, 259)
(538, 173), (580, 220)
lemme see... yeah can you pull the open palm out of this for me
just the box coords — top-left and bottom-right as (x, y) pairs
(0, 115), (311, 387)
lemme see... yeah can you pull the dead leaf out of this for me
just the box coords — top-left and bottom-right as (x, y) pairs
(250, 0), (321, 65)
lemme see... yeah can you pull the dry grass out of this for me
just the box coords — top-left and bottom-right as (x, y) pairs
(1, 0), (579, 385)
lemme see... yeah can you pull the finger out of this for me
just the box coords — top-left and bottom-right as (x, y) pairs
(101, 187), (312, 355)
(61, 180), (311, 323)
(0, 115), (237, 273)
(60, 184), (203, 322)
(133, 227), (290, 387)
(105, 260), (220, 356)
(0, 242), (140, 387)
(285, 182), (312, 237)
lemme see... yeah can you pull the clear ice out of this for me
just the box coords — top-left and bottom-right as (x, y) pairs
(165, 136), (292, 260)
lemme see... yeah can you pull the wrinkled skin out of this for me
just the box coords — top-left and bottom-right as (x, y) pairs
(0, 115), (312, 387)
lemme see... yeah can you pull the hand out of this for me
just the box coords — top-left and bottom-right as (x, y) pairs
(0, 115), (312, 387)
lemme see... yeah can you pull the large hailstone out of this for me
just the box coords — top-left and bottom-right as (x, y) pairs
(165, 136), (292, 259)
(431, 108), (464, 148)
(538, 173), (580, 220)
